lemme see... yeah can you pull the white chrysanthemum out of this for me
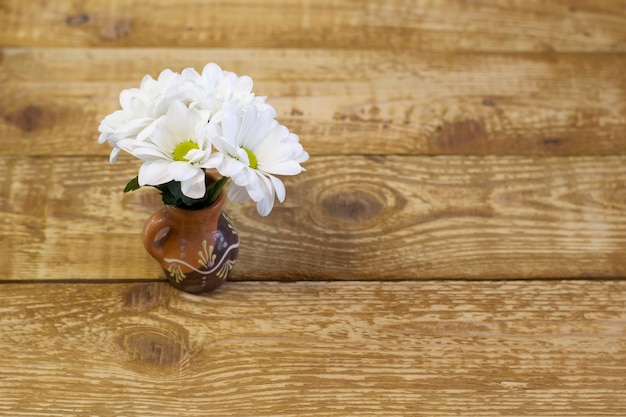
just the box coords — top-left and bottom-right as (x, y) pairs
(99, 64), (272, 164)
(117, 101), (218, 199)
(211, 102), (309, 216)
(98, 69), (193, 163)
(185, 63), (275, 117)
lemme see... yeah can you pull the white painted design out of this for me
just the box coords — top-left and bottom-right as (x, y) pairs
(164, 240), (240, 282)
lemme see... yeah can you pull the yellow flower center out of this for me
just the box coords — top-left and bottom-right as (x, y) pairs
(173, 141), (199, 162)
(243, 147), (258, 169)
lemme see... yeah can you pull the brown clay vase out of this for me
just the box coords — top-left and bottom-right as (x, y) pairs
(142, 190), (239, 293)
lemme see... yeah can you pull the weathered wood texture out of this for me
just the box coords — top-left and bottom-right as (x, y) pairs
(2, 155), (625, 281)
(1, 0), (625, 52)
(1, 280), (625, 416)
(1, 48), (626, 157)
(2, 0), (626, 415)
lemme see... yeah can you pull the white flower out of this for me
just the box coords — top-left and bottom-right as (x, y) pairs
(211, 102), (309, 216)
(98, 69), (193, 163)
(100, 63), (308, 214)
(185, 63), (274, 117)
(117, 100), (218, 199)
(99, 64), (272, 164)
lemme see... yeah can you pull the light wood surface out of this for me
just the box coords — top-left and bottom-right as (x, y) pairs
(2, 0), (626, 52)
(2, 48), (626, 157)
(2, 281), (626, 416)
(1, 0), (625, 415)
(2, 155), (626, 281)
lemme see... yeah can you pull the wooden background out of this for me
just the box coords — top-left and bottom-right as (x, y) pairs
(1, 0), (626, 415)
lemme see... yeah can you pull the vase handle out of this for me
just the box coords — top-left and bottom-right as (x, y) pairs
(142, 211), (172, 261)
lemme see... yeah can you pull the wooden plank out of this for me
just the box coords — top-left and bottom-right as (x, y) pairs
(1, 48), (626, 157)
(2, 155), (626, 281)
(1, 0), (625, 52)
(1, 280), (625, 416)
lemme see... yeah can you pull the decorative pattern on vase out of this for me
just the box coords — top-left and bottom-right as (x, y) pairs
(162, 212), (239, 292)
(143, 189), (240, 294)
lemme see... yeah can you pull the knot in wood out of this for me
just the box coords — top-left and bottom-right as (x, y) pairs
(322, 190), (384, 222)
(117, 327), (188, 368)
(4, 105), (44, 132)
(66, 14), (90, 26)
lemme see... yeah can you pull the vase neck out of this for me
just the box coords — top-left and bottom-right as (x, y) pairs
(162, 190), (226, 221)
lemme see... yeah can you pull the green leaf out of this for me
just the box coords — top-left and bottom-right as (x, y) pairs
(157, 181), (184, 206)
(123, 176), (141, 193)
(161, 191), (182, 206)
(205, 176), (229, 204)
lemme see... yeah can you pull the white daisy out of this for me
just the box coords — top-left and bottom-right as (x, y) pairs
(98, 68), (192, 163)
(117, 100), (218, 199)
(211, 102), (309, 216)
(99, 64), (271, 164)
(187, 63), (275, 117)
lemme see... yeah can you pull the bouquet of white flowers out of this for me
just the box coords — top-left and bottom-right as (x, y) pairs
(98, 63), (308, 216)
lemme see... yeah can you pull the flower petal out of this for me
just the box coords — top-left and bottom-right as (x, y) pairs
(109, 147), (121, 164)
(136, 119), (158, 142)
(235, 75), (253, 97)
(169, 161), (200, 181)
(199, 152), (222, 170)
(217, 156), (247, 178)
(260, 160), (304, 176)
(254, 176), (275, 216)
(227, 183), (250, 203)
(180, 170), (207, 199)
(212, 135), (239, 158)
(241, 106), (277, 150)
(218, 102), (241, 145)
(138, 160), (174, 186)
(151, 101), (190, 151)
(131, 145), (171, 161)
(256, 197), (274, 217)
(184, 149), (207, 164)
(268, 174), (286, 202)
(243, 173), (265, 202)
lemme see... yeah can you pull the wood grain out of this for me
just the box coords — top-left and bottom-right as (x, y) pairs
(2, 155), (625, 281)
(1, 280), (625, 416)
(1, 48), (626, 157)
(1, 0), (625, 52)
(2, 0), (626, 414)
